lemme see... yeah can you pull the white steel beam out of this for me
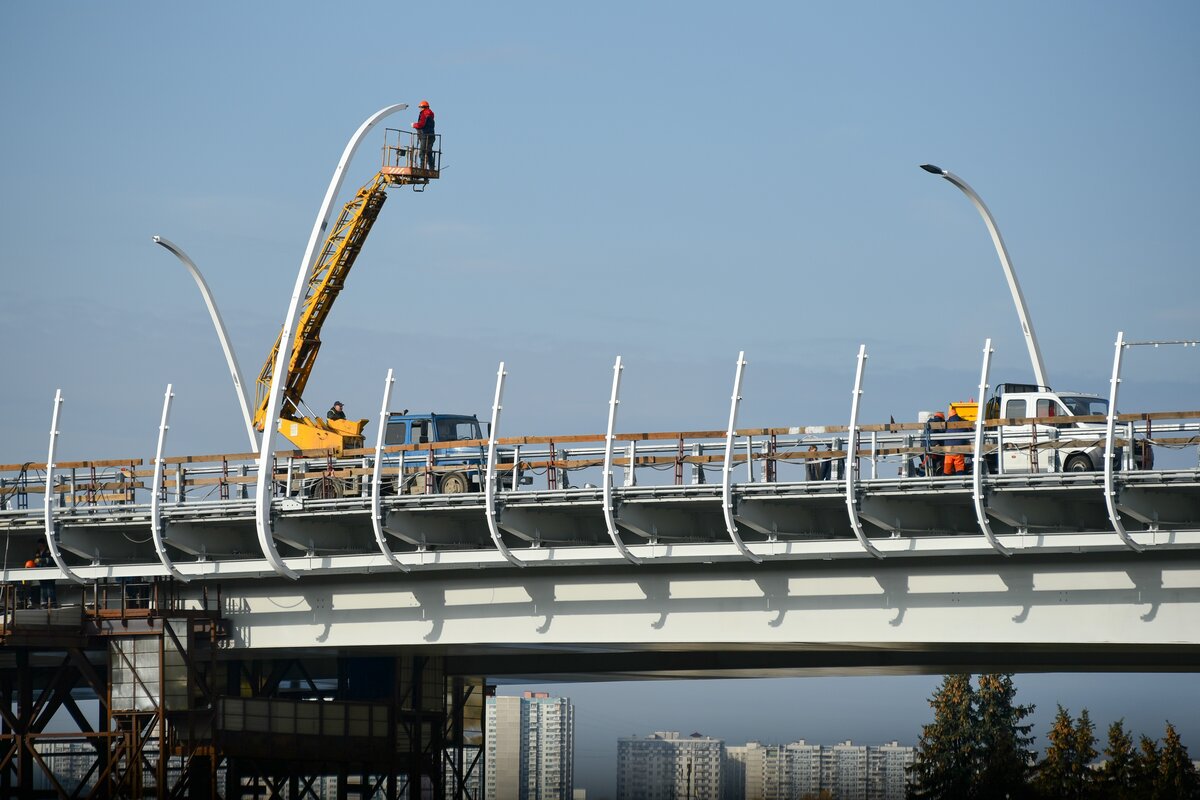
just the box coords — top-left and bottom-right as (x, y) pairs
(42, 390), (85, 585)
(205, 551), (1200, 654)
(485, 362), (524, 566)
(722, 352), (762, 563)
(972, 340), (1009, 556)
(371, 369), (409, 571)
(150, 384), (188, 581)
(1105, 331), (1143, 552)
(603, 357), (642, 564)
(845, 346), (882, 558)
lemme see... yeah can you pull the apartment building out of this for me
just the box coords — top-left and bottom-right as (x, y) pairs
(485, 692), (575, 800)
(617, 731), (724, 800)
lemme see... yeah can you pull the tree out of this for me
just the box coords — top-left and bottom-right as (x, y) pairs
(1072, 708), (1098, 798)
(1134, 734), (1162, 797)
(974, 673), (1037, 800)
(1097, 718), (1138, 800)
(908, 674), (976, 799)
(1155, 722), (1200, 800)
(1034, 705), (1096, 799)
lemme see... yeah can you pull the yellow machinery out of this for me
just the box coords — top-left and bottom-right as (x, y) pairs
(253, 130), (440, 452)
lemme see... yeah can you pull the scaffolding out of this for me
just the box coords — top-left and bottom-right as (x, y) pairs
(0, 583), (483, 799)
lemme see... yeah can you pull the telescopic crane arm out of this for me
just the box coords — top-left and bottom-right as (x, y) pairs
(254, 130), (440, 452)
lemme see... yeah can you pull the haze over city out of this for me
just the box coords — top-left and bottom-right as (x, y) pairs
(3, 1), (1198, 797)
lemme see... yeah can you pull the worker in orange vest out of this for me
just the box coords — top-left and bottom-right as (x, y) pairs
(944, 410), (969, 475)
(21, 558), (38, 608)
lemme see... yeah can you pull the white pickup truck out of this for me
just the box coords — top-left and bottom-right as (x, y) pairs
(984, 383), (1148, 473)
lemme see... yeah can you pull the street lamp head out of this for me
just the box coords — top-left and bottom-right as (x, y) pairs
(920, 164), (946, 175)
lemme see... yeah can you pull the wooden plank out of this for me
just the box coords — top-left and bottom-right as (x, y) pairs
(0, 458), (142, 471)
(162, 452), (260, 465)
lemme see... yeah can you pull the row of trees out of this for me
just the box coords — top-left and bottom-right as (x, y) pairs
(908, 673), (1200, 800)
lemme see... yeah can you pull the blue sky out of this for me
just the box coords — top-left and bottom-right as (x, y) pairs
(3, 1), (1198, 795)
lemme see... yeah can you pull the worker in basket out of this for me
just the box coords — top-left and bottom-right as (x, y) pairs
(412, 100), (435, 170)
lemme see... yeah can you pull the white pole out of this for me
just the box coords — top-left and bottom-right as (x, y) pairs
(1104, 331), (1142, 552)
(922, 165), (1049, 388)
(971, 340), (1009, 556)
(845, 345), (882, 558)
(485, 362), (524, 566)
(43, 390), (85, 584)
(151, 384), (188, 580)
(254, 103), (407, 580)
(721, 352), (761, 563)
(371, 369), (409, 571)
(153, 236), (258, 451)
(603, 357), (641, 564)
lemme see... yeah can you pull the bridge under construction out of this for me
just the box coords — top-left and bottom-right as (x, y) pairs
(1, 354), (1198, 796)
(1, 105), (1197, 797)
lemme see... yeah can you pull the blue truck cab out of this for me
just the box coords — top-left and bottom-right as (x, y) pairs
(383, 412), (501, 494)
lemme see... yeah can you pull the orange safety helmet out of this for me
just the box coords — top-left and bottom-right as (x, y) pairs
(418, 100), (430, 108)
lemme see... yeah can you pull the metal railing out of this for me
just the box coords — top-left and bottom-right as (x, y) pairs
(2, 411), (1198, 511)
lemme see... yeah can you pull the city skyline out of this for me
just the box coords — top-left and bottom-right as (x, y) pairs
(499, 675), (1200, 798)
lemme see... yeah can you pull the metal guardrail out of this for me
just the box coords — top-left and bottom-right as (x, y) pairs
(3, 412), (1197, 510)
(1, 403), (1197, 581)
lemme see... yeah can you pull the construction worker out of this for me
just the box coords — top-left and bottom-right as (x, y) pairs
(412, 100), (435, 170)
(327, 401), (346, 421)
(20, 559), (37, 608)
(35, 544), (56, 608)
(944, 410), (969, 475)
(920, 412), (946, 476)
(805, 444), (831, 481)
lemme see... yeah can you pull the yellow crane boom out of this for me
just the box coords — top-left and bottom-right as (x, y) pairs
(253, 131), (440, 452)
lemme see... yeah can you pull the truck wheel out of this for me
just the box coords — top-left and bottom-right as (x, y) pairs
(308, 476), (343, 498)
(440, 472), (470, 494)
(1064, 454), (1092, 472)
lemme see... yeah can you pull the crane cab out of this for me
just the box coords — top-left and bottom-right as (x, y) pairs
(381, 127), (441, 188)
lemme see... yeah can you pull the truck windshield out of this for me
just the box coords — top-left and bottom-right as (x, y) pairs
(1059, 396), (1109, 416)
(436, 418), (482, 442)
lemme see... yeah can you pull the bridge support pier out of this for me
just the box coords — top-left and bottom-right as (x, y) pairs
(220, 653), (483, 799)
(0, 583), (485, 799)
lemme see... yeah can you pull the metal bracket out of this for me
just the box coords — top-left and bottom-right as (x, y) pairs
(971, 340), (1009, 556)
(845, 346), (882, 559)
(150, 384), (189, 581)
(721, 352), (762, 563)
(371, 369), (410, 571)
(603, 357), (642, 565)
(43, 390), (85, 585)
(1105, 331), (1144, 552)
(485, 362), (524, 567)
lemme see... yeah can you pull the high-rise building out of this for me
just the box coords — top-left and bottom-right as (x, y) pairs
(485, 691), (574, 800)
(722, 739), (914, 800)
(868, 741), (915, 800)
(723, 745), (750, 800)
(785, 740), (823, 798)
(617, 731), (724, 800)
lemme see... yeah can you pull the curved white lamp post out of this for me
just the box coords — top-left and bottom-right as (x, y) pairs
(921, 164), (1050, 389)
(254, 103), (408, 580)
(153, 236), (258, 451)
